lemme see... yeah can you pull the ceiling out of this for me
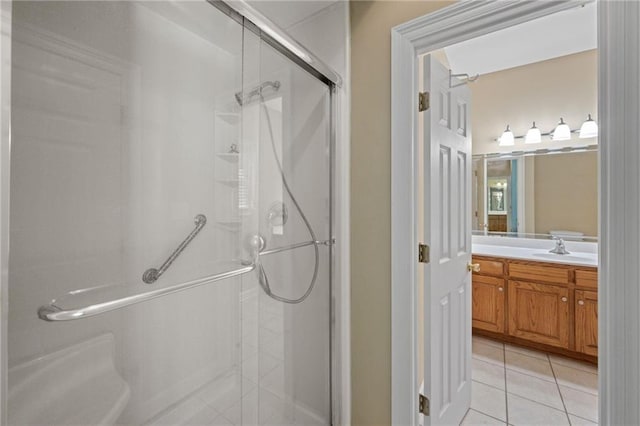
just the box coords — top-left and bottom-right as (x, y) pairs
(444, 1), (597, 77)
(247, 0), (340, 29)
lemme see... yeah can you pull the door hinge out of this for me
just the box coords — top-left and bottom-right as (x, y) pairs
(419, 393), (430, 416)
(418, 243), (430, 264)
(418, 91), (429, 112)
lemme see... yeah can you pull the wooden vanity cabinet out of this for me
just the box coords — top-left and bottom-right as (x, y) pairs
(472, 255), (598, 361)
(472, 275), (505, 333)
(507, 280), (570, 349)
(575, 289), (598, 356)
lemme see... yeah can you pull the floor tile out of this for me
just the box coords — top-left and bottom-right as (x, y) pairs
(473, 358), (506, 390)
(209, 415), (235, 426)
(473, 341), (505, 367)
(471, 381), (507, 422)
(504, 343), (549, 361)
(506, 369), (564, 410)
(559, 385), (598, 422)
(152, 397), (209, 425)
(507, 393), (570, 426)
(184, 405), (225, 425)
(220, 388), (272, 426)
(293, 405), (328, 426)
(549, 355), (597, 375)
(203, 378), (255, 414)
(505, 351), (554, 382)
(461, 408), (506, 425)
(553, 364), (598, 395)
(568, 414), (598, 425)
(473, 335), (505, 349)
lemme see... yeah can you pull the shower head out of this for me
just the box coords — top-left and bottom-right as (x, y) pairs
(234, 80), (281, 106)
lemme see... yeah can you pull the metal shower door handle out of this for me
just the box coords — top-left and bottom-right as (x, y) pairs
(142, 214), (207, 284)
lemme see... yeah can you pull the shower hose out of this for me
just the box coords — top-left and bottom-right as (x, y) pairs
(251, 95), (320, 304)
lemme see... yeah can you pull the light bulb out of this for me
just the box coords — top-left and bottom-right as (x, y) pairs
(499, 125), (515, 146)
(525, 122), (542, 144)
(579, 114), (598, 139)
(552, 118), (571, 141)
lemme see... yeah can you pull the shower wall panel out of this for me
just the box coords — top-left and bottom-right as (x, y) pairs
(10, 2), (244, 423)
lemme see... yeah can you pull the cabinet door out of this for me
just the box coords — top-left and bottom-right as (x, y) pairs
(575, 290), (598, 356)
(508, 280), (570, 349)
(472, 275), (505, 333)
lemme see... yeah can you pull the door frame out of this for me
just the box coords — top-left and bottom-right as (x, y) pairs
(391, 1), (637, 424)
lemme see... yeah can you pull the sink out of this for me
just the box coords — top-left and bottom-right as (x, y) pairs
(531, 252), (595, 263)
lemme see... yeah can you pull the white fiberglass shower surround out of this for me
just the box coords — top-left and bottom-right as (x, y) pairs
(6, 1), (340, 425)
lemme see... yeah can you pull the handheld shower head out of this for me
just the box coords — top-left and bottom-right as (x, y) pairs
(234, 80), (281, 106)
(234, 92), (243, 106)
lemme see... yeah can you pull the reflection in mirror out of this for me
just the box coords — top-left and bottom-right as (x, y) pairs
(473, 149), (598, 241)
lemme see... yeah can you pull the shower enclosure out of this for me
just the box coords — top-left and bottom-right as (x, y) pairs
(5, 1), (338, 424)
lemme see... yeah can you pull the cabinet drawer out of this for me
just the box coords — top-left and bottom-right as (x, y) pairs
(509, 263), (569, 284)
(473, 258), (505, 276)
(576, 270), (598, 290)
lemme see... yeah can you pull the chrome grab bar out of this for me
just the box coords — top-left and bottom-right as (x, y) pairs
(259, 239), (334, 256)
(37, 238), (335, 322)
(143, 214), (207, 284)
(38, 264), (255, 321)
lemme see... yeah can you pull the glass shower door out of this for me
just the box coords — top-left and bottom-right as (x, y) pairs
(234, 26), (333, 426)
(7, 1), (332, 425)
(8, 2), (253, 424)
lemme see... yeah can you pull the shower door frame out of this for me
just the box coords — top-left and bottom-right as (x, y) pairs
(0, 1), (11, 423)
(0, 0), (350, 424)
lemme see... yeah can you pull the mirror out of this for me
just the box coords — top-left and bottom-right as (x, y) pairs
(472, 149), (598, 240)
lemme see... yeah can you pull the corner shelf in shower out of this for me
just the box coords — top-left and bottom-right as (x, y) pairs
(215, 112), (240, 125)
(216, 178), (239, 187)
(216, 153), (240, 163)
(215, 221), (242, 232)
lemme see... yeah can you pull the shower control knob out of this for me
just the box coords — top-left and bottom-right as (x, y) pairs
(246, 234), (266, 253)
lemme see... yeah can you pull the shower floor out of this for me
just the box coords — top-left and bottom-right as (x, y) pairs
(146, 289), (326, 426)
(146, 373), (323, 426)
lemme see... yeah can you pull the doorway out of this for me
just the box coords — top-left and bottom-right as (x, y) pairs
(391, 1), (638, 425)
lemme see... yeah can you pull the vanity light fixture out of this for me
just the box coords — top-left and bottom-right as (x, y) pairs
(524, 121), (542, 144)
(495, 115), (599, 145)
(579, 114), (598, 138)
(498, 125), (515, 146)
(552, 117), (571, 141)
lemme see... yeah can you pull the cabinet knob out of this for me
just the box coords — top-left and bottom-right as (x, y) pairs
(498, 287), (504, 292)
(578, 300), (585, 306)
(561, 296), (568, 302)
(467, 263), (481, 272)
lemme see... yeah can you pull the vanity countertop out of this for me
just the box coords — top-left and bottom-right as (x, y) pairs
(472, 236), (598, 267)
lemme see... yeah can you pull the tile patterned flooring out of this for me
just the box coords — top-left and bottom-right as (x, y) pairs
(461, 335), (598, 426)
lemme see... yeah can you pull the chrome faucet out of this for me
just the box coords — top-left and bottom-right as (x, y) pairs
(549, 237), (571, 255)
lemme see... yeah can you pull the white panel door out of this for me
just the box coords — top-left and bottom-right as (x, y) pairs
(421, 54), (472, 425)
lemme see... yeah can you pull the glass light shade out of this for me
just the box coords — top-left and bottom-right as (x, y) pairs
(552, 118), (571, 141)
(579, 114), (598, 138)
(524, 122), (542, 144)
(498, 125), (515, 146)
